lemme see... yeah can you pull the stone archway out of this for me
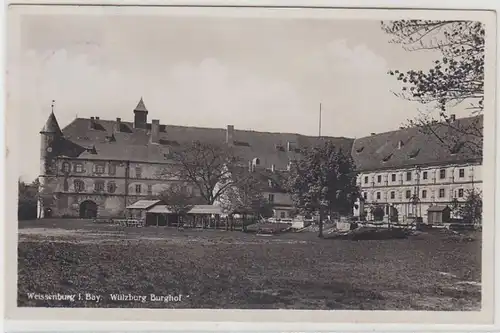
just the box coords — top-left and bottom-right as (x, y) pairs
(79, 200), (98, 219)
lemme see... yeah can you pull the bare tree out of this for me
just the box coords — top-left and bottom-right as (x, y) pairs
(159, 141), (242, 205)
(381, 20), (484, 156)
(218, 169), (271, 231)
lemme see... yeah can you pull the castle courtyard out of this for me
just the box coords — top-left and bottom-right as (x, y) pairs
(17, 219), (481, 310)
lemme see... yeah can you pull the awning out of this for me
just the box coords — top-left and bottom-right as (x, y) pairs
(126, 200), (161, 209)
(188, 205), (223, 215)
(147, 204), (222, 215)
(147, 205), (173, 214)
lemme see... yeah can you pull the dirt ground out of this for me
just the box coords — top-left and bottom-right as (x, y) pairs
(17, 219), (481, 310)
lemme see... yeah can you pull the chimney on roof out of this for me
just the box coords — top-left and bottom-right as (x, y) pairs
(89, 117), (96, 129)
(114, 118), (122, 133)
(95, 117), (100, 120)
(226, 125), (234, 145)
(271, 164), (276, 172)
(371, 132), (376, 136)
(449, 114), (456, 122)
(287, 141), (293, 152)
(134, 97), (148, 129)
(150, 119), (160, 144)
(398, 140), (404, 149)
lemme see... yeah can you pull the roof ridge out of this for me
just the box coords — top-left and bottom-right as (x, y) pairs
(355, 114), (483, 141)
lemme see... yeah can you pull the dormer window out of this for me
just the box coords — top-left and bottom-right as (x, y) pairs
(268, 179), (273, 188)
(87, 146), (97, 154)
(382, 153), (392, 162)
(397, 140), (404, 149)
(105, 133), (116, 142)
(356, 146), (364, 153)
(408, 148), (420, 159)
(252, 158), (260, 166)
(275, 144), (285, 152)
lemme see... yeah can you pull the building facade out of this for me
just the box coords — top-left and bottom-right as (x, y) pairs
(351, 116), (483, 223)
(38, 98), (352, 219)
(38, 98), (482, 222)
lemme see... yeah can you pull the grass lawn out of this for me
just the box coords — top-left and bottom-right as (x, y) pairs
(17, 219), (481, 310)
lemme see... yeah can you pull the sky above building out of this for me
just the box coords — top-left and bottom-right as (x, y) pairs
(10, 12), (472, 181)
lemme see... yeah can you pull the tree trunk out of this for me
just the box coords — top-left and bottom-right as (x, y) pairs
(318, 210), (324, 238)
(225, 216), (229, 231)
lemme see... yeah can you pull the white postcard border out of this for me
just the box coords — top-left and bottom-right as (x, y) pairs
(2, 0), (499, 330)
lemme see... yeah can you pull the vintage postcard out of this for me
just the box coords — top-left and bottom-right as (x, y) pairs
(3, 2), (498, 328)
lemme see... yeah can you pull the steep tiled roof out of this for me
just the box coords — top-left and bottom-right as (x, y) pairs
(134, 97), (148, 112)
(351, 115), (483, 172)
(41, 112), (62, 135)
(60, 118), (354, 169)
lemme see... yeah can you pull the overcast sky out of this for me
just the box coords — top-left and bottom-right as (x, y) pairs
(10, 13), (472, 181)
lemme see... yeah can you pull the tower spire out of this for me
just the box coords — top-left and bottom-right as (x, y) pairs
(51, 99), (55, 113)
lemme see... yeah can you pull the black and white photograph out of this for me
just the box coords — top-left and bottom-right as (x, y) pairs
(4, 3), (498, 326)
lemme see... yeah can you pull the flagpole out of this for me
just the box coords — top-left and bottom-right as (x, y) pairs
(319, 103), (322, 138)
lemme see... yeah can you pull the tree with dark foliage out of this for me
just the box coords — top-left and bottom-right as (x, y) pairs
(458, 189), (482, 225)
(18, 179), (38, 220)
(158, 184), (196, 229)
(382, 20), (484, 156)
(287, 141), (359, 238)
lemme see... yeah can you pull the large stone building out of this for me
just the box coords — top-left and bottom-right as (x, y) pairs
(38, 98), (482, 223)
(351, 115), (483, 223)
(38, 98), (352, 219)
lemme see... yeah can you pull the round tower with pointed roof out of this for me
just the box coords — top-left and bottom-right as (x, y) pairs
(39, 103), (63, 218)
(40, 110), (62, 175)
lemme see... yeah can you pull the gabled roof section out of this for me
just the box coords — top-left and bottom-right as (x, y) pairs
(59, 117), (354, 168)
(134, 97), (148, 113)
(351, 115), (483, 172)
(41, 112), (62, 135)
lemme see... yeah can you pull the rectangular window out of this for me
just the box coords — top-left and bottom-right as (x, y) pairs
(74, 180), (84, 192)
(406, 172), (412, 181)
(376, 192), (381, 200)
(268, 194), (275, 202)
(459, 168), (465, 178)
(422, 190), (427, 199)
(364, 176), (368, 184)
(136, 184), (142, 194)
(422, 171), (428, 180)
(74, 163), (83, 173)
(135, 166), (142, 179)
(377, 175), (382, 183)
(280, 212), (286, 219)
(390, 191), (395, 199)
(95, 164), (105, 174)
(147, 184), (153, 195)
(439, 188), (445, 198)
(405, 190), (411, 199)
(439, 169), (446, 179)
(94, 181), (104, 192)
(363, 192), (367, 200)
(109, 163), (116, 175)
(391, 174), (396, 182)
(62, 162), (70, 173)
(458, 189), (464, 197)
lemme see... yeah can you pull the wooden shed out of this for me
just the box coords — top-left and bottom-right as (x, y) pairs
(427, 205), (451, 224)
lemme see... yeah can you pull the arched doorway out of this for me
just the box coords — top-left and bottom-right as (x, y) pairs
(79, 200), (97, 218)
